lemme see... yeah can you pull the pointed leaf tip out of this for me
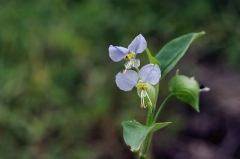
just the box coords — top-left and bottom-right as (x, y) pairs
(155, 31), (205, 78)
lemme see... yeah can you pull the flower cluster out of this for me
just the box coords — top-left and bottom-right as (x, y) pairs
(109, 34), (161, 108)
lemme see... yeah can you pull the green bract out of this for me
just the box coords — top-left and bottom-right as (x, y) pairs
(168, 75), (200, 112)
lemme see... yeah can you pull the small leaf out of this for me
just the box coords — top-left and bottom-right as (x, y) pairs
(155, 31), (205, 78)
(122, 121), (149, 152)
(122, 121), (171, 152)
(168, 75), (200, 112)
(151, 122), (172, 132)
(146, 48), (161, 67)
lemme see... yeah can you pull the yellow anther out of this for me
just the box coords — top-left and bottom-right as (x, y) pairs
(124, 52), (135, 60)
(136, 83), (147, 91)
(120, 69), (125, 74)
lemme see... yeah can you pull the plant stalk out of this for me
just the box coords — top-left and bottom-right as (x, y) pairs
(138, 132), (153, 159)
(153, 93), (174, 124)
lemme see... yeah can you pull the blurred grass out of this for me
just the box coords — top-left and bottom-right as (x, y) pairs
(1, 0), (240, 158)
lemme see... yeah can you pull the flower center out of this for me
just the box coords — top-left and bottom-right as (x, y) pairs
(124, 52), (135, 60)
(121, 58), (140, 73)
(136, 83), (147, 91)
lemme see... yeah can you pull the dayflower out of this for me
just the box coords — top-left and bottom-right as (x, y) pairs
(109, 34), (147, 72)
(116, 64), (161, 108)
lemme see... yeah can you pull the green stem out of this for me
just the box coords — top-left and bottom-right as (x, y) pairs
(145, 48), (151, 56)
(138, 94), (174, 159)
(139, 103), (155, 158)
(135, 67), (140, 72)
(146, 107), (154, 127)
(138, 132), (153, 159)
(153, 93), (174, 124)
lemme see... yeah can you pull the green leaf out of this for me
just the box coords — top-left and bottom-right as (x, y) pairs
(151, 122), (172, 132)
(168, 75), (200, 112)
(155, 31), (205, 78)
(145, 48), (161, 67)
(122, 121), (171, 152)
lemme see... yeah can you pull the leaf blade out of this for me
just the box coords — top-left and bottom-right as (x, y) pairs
(155, 31), (205, 78)
(150, 122), (172, 132)
(122, 121), (171, 152)
(122, 121), (149, 152)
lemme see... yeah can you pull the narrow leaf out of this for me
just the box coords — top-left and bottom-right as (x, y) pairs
(146, 48), (161, 67)
(155, 31), (205, 78)
(150, 122), (172, 132)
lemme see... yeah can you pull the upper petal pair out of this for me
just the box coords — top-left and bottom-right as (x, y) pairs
(109, 46), (129, 62)
(109, 34), (147, 62)
(128, 34), (147, 53)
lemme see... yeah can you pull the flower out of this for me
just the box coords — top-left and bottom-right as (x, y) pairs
(109, 34), (147, 71)
(199, 85), (210, 92)
(116, 64), (161, 108)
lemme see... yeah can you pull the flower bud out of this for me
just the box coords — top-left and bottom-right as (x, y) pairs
(168, 75), (200, 112)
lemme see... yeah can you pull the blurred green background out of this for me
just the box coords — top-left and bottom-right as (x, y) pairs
(1, 0), (240, 159)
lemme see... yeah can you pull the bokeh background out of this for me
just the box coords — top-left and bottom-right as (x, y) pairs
(1, 0), (240, 159)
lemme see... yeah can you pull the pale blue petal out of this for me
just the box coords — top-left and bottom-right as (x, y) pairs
(116, 70), (138, 91)
(128, 34), (147, 53)
(109, 45), (129, 62)
(139, 64), (161, 85)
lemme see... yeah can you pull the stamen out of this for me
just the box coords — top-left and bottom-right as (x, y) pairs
(124, 61), (134, 70)
(124, 52), (135, 60)
(141, 91), (146, 108)
(120, 69), (126, 74)
(136, 83), (150, 108)
(145, 91), (152, 106)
